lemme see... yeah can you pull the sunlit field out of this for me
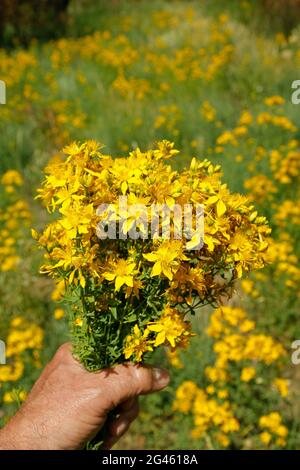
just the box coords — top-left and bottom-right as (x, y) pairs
(0, 0), (300, 449)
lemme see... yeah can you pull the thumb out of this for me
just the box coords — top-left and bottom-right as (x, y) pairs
(94, 363), (170, 412)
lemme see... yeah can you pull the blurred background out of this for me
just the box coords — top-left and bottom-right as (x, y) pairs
(0, 0), (300, 449)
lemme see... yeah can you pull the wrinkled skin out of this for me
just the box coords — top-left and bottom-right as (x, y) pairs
(0, 343), (169, 450)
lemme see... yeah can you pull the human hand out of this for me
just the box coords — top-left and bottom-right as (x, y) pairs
(0, 343), (170, 450)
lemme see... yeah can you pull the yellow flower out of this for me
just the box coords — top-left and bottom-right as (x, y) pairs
(51, 280), (65, 301)
(10, 317), (23, 328)
(103, 258), (137, 291)
(0, 360), (24, 382)
(1, 170), (23, 186)
(277, 425), (288, 438)
(206, 190), (228, 217)
(217, 389), (229, 399)
(182, 382), (240, 439)
(1, 255), (20, 271)
(276, 437), (287, 447)
(119, 194), (151, 235)
(264, 96), (285, 106)
(60, 202), (95, 239)
(240, 366), (256, 382)
(167, 349), (183, 369)
(200, 100), (217, 122)
(239, 110), (253, 126)
(147, 306), (192, 348)
(3, 389), (27, 404)
(6, 320), (44, 357)
(54, 308), (65, 320)
(241, 279), (254, 294)
(173, 381), (199, 413)
(74, 318), (83, 327)
(124, 325), (153, 362)
(206, 385), (215, 395)
(260, 431), (272, 445)
(143, 240), (187, 281)
(259, 412), (287, 441)
(239, 319), (255, 333)
(273, 378), (289, 398)
(205, 365), (228, 383)
(216, 130), (237, 146)
(216, 432), (230, 447)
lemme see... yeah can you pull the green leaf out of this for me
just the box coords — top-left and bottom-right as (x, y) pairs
(110, 306), (118, 319)
(125, 313), (137, 322)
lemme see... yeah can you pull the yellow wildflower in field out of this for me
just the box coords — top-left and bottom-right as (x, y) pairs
(0, 173), (31, 273)
(174, 304), (288, 449)
(0, 361), (24, 382)
(273, 378), (289, 398)
(200, 101), (217, 122)
(257, 112), (296, 132)
(54, 308), (65, 320)
(260, 431), (272, 445)
(259, 412), (288, 446)
(239, 110), (253, 126)
(173, 380), (199, 414)
(241, 279), (259, 298)
(174, 381), (240, 442)
(244, 174), (277, 203)
(240, 366), (256, 382)
(264, 235), (300, 289)
(3, 389), (27, 404)
(1, 170), (24, 186)
(6, 317), (43, 357)
(264, 96), (285, 106)
(274, 200), (300, 227)
(0, 317), (43, 387)
(166, 349), (183, 369)
(269, 144), (300, 184)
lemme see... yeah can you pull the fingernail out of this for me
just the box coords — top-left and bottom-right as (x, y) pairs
(152, 367), (170, 389)
(116, 420), (128, 437)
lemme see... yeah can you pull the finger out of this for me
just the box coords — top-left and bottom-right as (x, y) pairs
(105, 397), (138, 421)
(102, 400), (139, 450)
(50, 345), (170, 413)
(110, 400), (139, 436)
(118, 397), (138, 412)
(105, 398), (139, 436)
(93, 363), (170, 412)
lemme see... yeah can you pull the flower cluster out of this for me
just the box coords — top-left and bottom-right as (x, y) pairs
(259, 412), (288, 447)
(206, 306), (286, 367)
(35, 140), (269, 369)
(0, 171), (31, 272)
(173, 380), (239, 447)
(173, 306), (289, 449)
(0, 317), (43, 387)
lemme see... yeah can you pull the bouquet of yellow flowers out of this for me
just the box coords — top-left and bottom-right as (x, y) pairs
(35, 140), (270, 370)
